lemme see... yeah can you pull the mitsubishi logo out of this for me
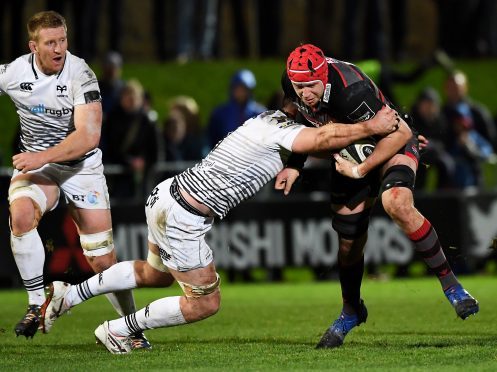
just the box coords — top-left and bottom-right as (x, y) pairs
(20, 82), (33, 91)
(57, 85), (67, 93)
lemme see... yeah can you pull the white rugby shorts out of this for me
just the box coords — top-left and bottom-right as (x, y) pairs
(11, 149), (110, 210)
(145, 178), (214, 272)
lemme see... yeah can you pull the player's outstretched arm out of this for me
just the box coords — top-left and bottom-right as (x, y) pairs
(13, 102), (102, 172)
(291, 105), (398, 154)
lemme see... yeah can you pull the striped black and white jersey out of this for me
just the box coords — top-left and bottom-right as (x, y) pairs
(176, 110), (305, 218)
(0, 51), (101, 154)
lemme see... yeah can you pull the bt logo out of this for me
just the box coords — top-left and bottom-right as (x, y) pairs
(72, 191), (100, 205)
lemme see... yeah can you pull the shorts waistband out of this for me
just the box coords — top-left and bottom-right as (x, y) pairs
(57, 150), (97, 166)
(170, 179), (207, 217)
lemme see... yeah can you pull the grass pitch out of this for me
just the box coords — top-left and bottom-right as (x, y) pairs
(0, 276), (496, 371)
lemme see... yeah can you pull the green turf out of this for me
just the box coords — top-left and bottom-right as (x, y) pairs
(0, 276), (495, 371)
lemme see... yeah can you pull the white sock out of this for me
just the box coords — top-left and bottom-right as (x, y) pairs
(109, 296), (186, 336)
(66, 261), (137, 308)
(11, 229), (45, 306)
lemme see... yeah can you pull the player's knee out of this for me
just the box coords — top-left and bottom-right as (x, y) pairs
(380, 165), (415, 195)
(80, 229), (115, 259)
(382, 191), (412, 220)
(9, 180), (47, 213)
(338, 238), (355, 259)
(332, 209), (371, 240)
(9, 182), (46, 235)
(179, 273), (221, 318)
(10, 210), (36, 236)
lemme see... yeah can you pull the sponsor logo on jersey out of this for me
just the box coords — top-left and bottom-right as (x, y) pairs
(56, 85), (68, 97)
(30, 103), (73, 117)
(347, 101), (375, 122)
(71, 191), (100, 204)
(83, 70), (95, 79)
(0, 64), (9, 74)
(323, 83), (331, 103)
(20, 82), (34, 91)
(158, 247), (172, 261)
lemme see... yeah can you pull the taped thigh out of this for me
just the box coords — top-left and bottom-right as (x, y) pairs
(147, 249), (170, 273)
(8, 180), (48, 214)
(177, 273), (221, 298)
(80, 229), (114, 257)
(381, 165), (416, 193)
(332, 209), (371, 240)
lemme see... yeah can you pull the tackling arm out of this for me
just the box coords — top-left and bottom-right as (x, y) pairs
(291, 105), (398, 154)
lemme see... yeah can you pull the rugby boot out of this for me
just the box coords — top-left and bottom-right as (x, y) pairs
(95, 321), (132, 354)
(14, 305), (42, 338)
(41, 281), (71, 333)
(444, 284), (479, 320)
(129, 331), (152, 350)
(316, 299), (368, 349)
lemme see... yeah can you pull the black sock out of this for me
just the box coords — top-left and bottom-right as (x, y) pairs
(339, 256), (364, 314)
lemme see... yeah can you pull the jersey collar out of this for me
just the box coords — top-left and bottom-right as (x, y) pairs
(30, 52), (67, 80)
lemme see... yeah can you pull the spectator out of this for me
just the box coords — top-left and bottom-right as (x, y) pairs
(98, 51), (125, 121)
(446, 102), (494, 190)
(163, 96), (208, 162)
(207, 69), (266, 149)
(442, 70), (497, 151)
(411, 87), (456, 190)
(101, 79), (158, 199)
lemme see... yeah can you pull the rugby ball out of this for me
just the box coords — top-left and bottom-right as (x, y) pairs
(338, 138), (376, 164)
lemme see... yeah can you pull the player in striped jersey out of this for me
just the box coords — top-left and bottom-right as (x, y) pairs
(279, 44), (479, 349)
(41, 107), (400, 354)
(1, 11), (149, 348)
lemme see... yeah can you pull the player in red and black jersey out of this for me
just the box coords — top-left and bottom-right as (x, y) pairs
(278, 44), (479, 349)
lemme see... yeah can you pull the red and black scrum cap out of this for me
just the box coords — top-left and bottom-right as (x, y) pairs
(287, 44), (328, 87)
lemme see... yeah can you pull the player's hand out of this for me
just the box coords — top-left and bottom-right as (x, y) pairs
(12, 152), (47, 173)
(274, 167), (300, 195)
(370, 106), (399, 136)
(333, 153), (364, 179)
(417, 134), (429, 150)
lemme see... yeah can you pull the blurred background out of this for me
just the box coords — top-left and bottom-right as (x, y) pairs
(1, 0), (497, 286)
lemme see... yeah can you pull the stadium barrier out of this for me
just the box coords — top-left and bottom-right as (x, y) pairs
(1, 164), (497, 287)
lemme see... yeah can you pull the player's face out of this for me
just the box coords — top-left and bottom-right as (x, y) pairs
(30, 26), (68, 75)
(291, 81), (324, 108)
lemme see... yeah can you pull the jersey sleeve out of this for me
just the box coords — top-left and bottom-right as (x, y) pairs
(241, 111), (306, 152)
(72, 61), (101, 106)
(336, 80), (384, 123)
(0, 63), (11, 96)
(260, 111), (306, 151)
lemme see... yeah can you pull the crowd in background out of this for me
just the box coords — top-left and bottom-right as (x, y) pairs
(2, 0), (497, 201)
(2, 0), (497, 63)
(74, 50), (496, 202)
